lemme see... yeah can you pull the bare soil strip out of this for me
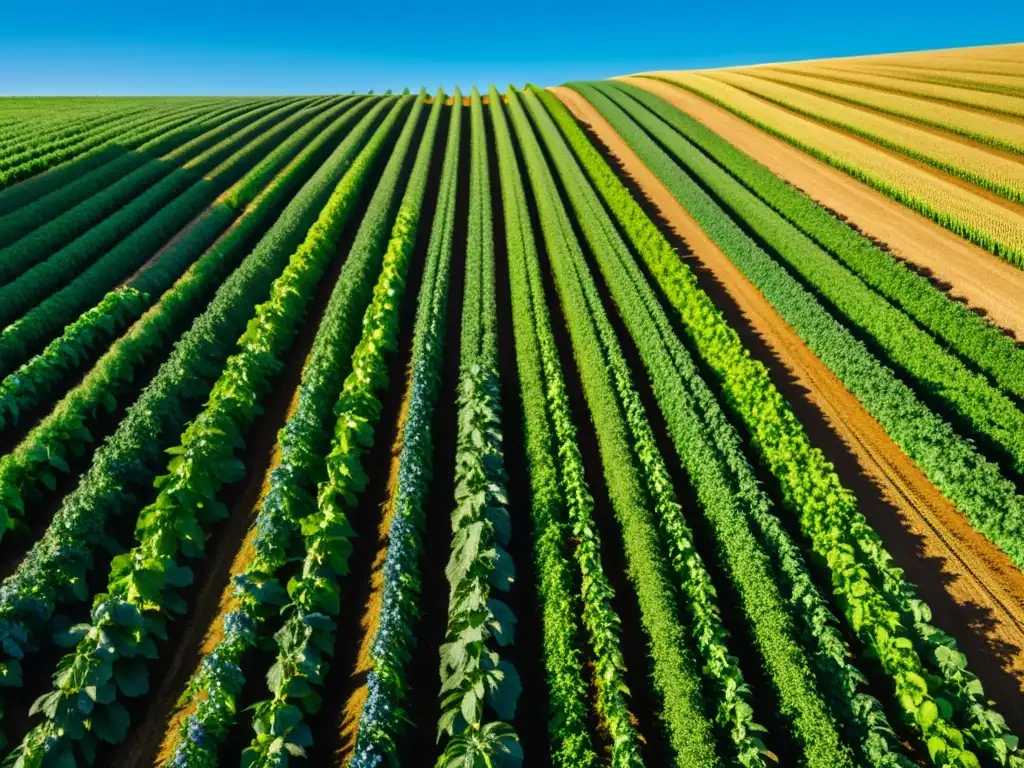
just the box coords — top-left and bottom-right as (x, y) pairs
(550, 86), (1024, 724)
(614, 77), (1024, 340)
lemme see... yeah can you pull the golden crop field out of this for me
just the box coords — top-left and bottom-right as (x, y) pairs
(654, 70), (1024, 262)
(745, 67), (1024, 154)
(846, 63), (1024, 95)
(705, 69), (1024, 202)
(781, 63), (1024, 118)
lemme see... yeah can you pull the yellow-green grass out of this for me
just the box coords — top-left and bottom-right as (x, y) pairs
(774, 63), (1024, 121)
(706, 69), (1024, 202)
(843, 63), (1024, 97)
(739, 67), (1024, 155)
(650, 71), (1024, 266)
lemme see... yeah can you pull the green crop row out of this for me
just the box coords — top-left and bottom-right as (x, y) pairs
(0, 97), (316, 338)
(348, 90), (463, 768)
(0, 98), (286, 281)
(535, 84), (915, 768)
(164, 91), (438, 768)
(0, 102), (270, 218)
(435, 88), (523, 768)
(487, 86), (606, 768)
(612, 82), (1024, 404)
(244, 93), (436, 768)
(0, 99), (361, 439)
(8, 96), (406, 768)
(608, 81), (1024, 476)
(0, 98), (385, 748)
(594, 80), (1024, 596)
(0, 99), (331, 377)
(0, 103), (178, 172)
(654, 76), (1024, 267)
(0, 102), (203, 184)
(525, 84), (858, 766)
(509, 86), (727, 767)
(0, 100), (262, 253)
(0, 104), (158, 157)
(573, 81), (1021, 768)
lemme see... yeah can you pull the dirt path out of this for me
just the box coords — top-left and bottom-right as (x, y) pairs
(612, 77), (1024, 341)
(550, 85), (1024, 719)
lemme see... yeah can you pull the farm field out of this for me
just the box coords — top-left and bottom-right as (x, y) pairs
(0, 41), (1023, 768)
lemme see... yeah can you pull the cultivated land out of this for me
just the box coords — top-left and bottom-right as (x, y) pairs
(0, 41), (1023, 768)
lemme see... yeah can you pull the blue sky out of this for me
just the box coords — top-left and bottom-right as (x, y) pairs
(0, 0), (1021, 95)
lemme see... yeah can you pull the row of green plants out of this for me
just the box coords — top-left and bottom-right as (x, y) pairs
(0, 98), (225, 150)
(508, 86), (727, 768)
(0, 98), (361, 441)
(0, 103), (176, 172)
(488, 85), (615, 768)
(7, 96), (408, 768)
(525, 84), (863, 767)
(0, 97), (317, 333)
(535, 85), (916, 768)
(0, 99), (333, 377)
(0, 101), (201, 184)
(593, 81), (1024, 588)
(611, 81), (1024, 403)
(0, 103), (159, 157)
(652, 76), (1024, 268)
(435, 88), (522, 768)
(0, 98), (288, 281)
(162, 91), (439, 768)
(0, 100), (262, 253)
(348, 90), (464, 768)
(0, 98), (388, 747)
(574, 81), (1022, 767)
(0, 101), (264, 218)
(0, 287), (147, 433)
(606, 82), (1024, 477)
(244, 92), (440, 768)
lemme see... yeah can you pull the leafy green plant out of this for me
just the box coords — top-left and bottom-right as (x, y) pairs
(165, 91), (438, 768)
(538, 83), (916, 768)
(0, 97), (384, 751)
(436, 89), (521, 768)
(487, 86), (602, 768)
(349, 89), (464, 768)
(0, 96), (365, 544)
(573, 80), (1021, 768)
(7, 96), (407, 768)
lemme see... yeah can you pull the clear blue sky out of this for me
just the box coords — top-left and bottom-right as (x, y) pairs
(1, 0), (1021, 95)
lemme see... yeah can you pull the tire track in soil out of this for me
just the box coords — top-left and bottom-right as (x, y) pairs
(513, 104), (676, 768)
(551, 85), (1024, 732)
(618, 77), (1024, 341)
(99, 154), (385, 766)
(483, 103), (551, 764)
(306, 105), (447, 767)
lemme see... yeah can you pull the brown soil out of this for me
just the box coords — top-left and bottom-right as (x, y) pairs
(614, 77), (1024, 340)
(550, 85), (1024, 717)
